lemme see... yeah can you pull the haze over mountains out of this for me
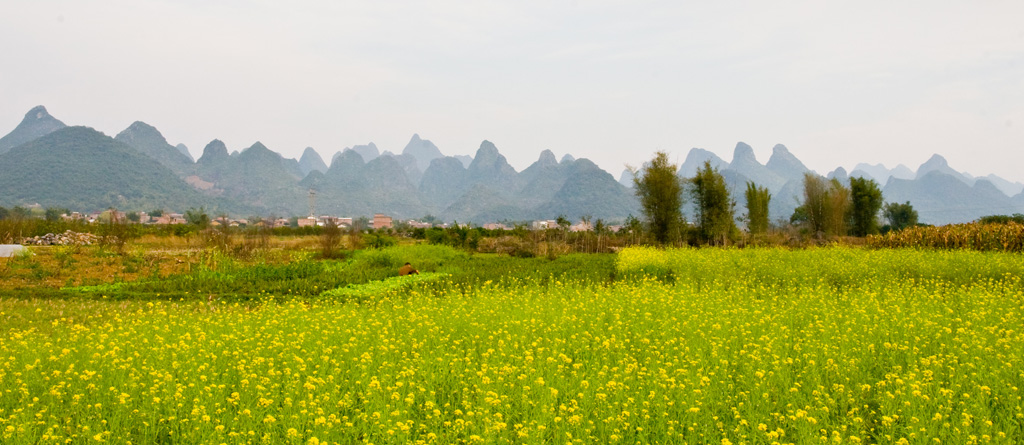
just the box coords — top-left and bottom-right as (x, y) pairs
(632, 142), (1024, 226)
(1, 105), (1022, 225)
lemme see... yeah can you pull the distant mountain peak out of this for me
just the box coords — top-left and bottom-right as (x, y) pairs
(345, 142), (379, 163)
(246, 141), (270, 152)
(981, 173), (1024, 197)
(679, 148), (727, 178)
(237, 142), (282, 164)
(827, 167), (849, 182)
(116, 121), (170, 146)
(0, 105), (69, 154)
(538, 149), (557, 166)
(126, 120), (156, 132)
(772, 143), (789, 155)
(175, 143), (194, 162)
(973, 178), (1002, 195)
(114, 121), (193, 173)
(731, 142), (757, 164)
(468, 141), (518, 186)
(470, 141), (505, 169)
(851, 163), (892, 183)
(619, 169), (635, 188)
(765, 143), (809, 180)
(0, 125), (208, 212)
(727, 142), (788, 192)
(331, 148), (366, 169)
(921, 154), (949, 168)
(298, 147), (328, 175)
(198, 139), (229, 163)
(916, 153), (968, 183)
(855, 162), (887, 170)
(890, 164), (915, 180)
(402, 133), (443, 171)
(27, 105), (53, 120)
(478, 140), (498, 155)
(560, 154), (576, 164)
(121, 121), (173, 144)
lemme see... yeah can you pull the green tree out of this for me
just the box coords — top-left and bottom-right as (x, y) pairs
(319, 219), (343, 258)
(689, 160), (735, 245)
(98, 207), (136, 254)
(353, 216), (370, 230)
(849, 177), (884, 236)
(556, 215), (570, 231)
(884, 201), (918, 232)
(826, 178), (851, 237)
(800, 174), (850, 237)
(790, 205), (809, 226)
(44, 207), (69, 222)
(623, 214), (644, 245)
(578, 214), (594, 252)
(631, 151), (684, 245)
(977, 214), (1024, 225)
(801, 173), (828, 234)
(594, 218), (607, 252)
(185, 207), (210, 228)
(744, 181), (771, 235)
(11, 206), (31, 220)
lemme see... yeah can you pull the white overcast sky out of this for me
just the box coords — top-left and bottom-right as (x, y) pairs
(2, 1), (1023, 181)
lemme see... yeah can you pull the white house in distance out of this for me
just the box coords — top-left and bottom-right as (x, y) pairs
(298, 216), (355, 228)
(406, 220), (433, 229)
(531, 220), (559, 230)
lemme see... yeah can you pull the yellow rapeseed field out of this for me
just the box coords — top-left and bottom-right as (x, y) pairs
(1, 247), (1023, 444)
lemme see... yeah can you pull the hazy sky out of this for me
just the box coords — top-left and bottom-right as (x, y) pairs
(2, 1), (1023, 181)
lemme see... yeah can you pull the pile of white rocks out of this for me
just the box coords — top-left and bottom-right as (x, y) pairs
(21, 230), (101, 246)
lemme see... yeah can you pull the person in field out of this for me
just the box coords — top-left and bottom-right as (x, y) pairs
(399, 262), (419, 276)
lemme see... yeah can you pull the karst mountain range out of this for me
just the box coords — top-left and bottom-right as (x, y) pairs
(1, 106), (1021, 225)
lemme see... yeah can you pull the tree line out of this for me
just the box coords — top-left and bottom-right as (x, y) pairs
(631, 151), (921, 246)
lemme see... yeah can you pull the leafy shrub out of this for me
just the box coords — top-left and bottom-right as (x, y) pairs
(364, 232), (397, 249)
(320, 272), (448, 302)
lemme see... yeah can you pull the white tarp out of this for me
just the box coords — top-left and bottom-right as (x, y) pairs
(0, 244), (28, 258)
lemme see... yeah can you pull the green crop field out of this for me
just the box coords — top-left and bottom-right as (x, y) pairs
(2, 245), (1023, 444)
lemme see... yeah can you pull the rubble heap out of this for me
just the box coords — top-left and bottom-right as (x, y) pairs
(21, 230), (101, 246)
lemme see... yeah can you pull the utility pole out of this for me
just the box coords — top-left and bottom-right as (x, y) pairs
(308, 189), (317, 219)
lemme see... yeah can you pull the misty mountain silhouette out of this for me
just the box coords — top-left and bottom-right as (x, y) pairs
(1, 105), (1021, 224)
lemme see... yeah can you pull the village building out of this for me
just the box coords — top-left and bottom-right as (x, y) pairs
(62, 211), (87, 222)
(531, 220), (560, 230)
(482, 223), (510, 230)
(570, 221), (593, 232)
(152, 213), (186, 225)
(406, 220), (433, 229)
(373, 214), (393, 229)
